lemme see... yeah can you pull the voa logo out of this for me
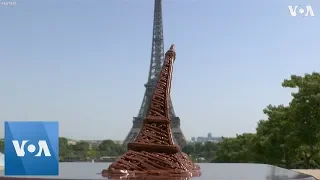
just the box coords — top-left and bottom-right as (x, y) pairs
(12, 140), (51, 157)
(5, 121), (59, 176)
(288, 5), (315, 17)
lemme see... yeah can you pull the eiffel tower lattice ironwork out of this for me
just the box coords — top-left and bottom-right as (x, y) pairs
(122, 0), (187, 148)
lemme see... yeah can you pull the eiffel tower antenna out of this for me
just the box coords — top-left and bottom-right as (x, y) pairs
(123, 0), (187, 148)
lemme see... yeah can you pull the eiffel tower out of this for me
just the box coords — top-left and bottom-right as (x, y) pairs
(122, 0), (187, 148)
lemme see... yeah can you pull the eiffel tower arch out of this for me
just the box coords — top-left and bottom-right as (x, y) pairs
(122, 0), (187, 148)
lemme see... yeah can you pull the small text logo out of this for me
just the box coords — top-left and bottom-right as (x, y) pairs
(288, 5), (315, 17)
(5, 121), (59, 176)
(0, 1), (16, 6)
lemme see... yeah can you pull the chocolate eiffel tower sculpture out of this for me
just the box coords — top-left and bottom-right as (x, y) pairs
(103, 45), (201, 178)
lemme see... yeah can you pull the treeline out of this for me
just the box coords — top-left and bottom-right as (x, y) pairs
(183, 73), (320, 169)
(59, 138), (125, 161)
(0, 138), (126, 161)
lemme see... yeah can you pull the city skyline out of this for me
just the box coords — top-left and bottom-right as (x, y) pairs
(0, 0), (319, 140)
(53, 132), (222, 141)
(0, 132), (238, 141)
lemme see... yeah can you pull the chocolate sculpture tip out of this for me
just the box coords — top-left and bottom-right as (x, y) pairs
(167, 44), (176, 61)
(170, 44), (175, 51)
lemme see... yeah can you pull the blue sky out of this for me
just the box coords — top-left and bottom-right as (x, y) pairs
(0, 0), (319, 140)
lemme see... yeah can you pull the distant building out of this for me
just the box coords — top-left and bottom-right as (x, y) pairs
(84, 140), (103, 146)
(67, 139), (77, 145)
(191, 133), (223, 143)
(113, 140), (123, 145)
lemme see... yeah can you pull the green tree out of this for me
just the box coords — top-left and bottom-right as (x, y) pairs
(255, 105), (299, 168)
(282, 72), (320, 168)
(214, 133), (257, 163)
(59, 137), (72, 160)
(98, 140), (125, 157)
(72, 141), (90, 151)
(199, 141), (218, 161)
(87, 149), (97, 159)
(182, 143), (195, 155)
(182, 141), (218, 162)
(0, 140), (4, 153)
(72, 141), (90, 160)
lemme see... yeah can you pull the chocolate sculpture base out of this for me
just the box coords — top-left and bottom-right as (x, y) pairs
(102, 150), (201, 179)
